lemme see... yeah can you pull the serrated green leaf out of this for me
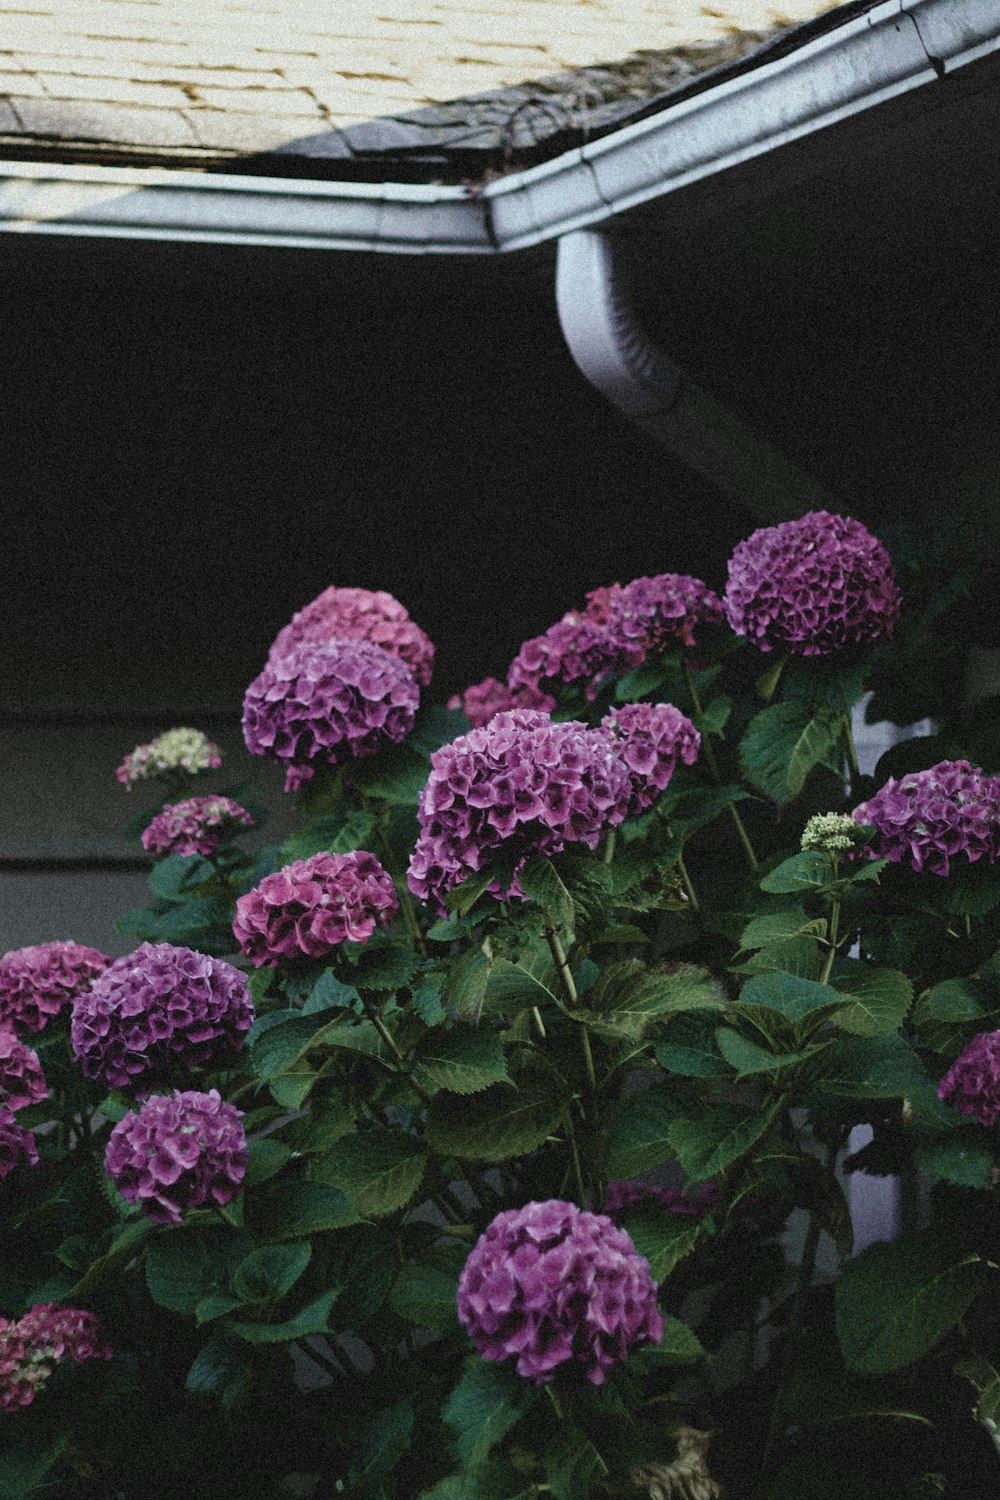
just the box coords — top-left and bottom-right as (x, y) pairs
(740, 701), (843, 803)
(445, 867), (496, 917)
(352, 941), (420, 993)
(715, 1026), (822, 1078)
(348, 740), (430, 805)
(148, 852), (209, 901)
(390, 1243), (466, 1334)
(519, 853), (575, 933)
(482, 948), (560, 1016)
(311, 1128), (427, 1218)
(226, 1287), (340, 1344)
(645, 1313), (707, 1364)
(427, 1077), (565, 1163)
(243, 1136), (292, 1187)
(923, 977), (992, 1023)
(233, 1242), (311, 1303)
(545, 1424), (607, 1500)
(738, 970), (840, 1022)
(194, 1293), (243, 1326)
(733, 936), (824, 981)
(268, 1073), (317, 1109)
(696, 695), (732, 737)
(604, 1086), (679, 1179)
(416, 1027), (512, 1095)
(836, 1233), (987, 1374)
(834, 969), (913, 1037)
(280, 809), (375, 865)
(145, 1228), (250, 1315)
(738, 909), (826, 951)
(443, 1359), (537, 1469)
(759, 851), (833, 893)
(253, 1181), (358, 1240)
(656, 1017), (729, 1078)
(590, 961), (725, 1038)
(412, 973), (446, 1027)
(351, 1398), (415, 1489)
(619, 1210), (701, 1282)
(669, 1101), (779, 1183)
(915, 1136), (995, 1189)
(185, 1336), (245, 1397)
(809, 1034), (928, 1099)
(445, 946), (492, 1018)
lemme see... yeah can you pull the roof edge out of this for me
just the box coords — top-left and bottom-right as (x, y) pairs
(0, 0), (995, 253)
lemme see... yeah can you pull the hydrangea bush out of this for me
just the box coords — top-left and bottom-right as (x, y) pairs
(5, 514), (1000, 1500)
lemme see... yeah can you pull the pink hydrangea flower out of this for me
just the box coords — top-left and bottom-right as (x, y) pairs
(233, 850), (399, 967)
(141, 795), (254, 859)
(582, 582), (624, 626)
(608, 574), (724, 653)
(457, 1199), (663, 1386)
(407, 709), (634, 915)
(0, 1026), (47, 1113)
(448, 676), (556, 729)
(853, 760), (1000, 877)
(70, 942), (254, 1090)
(0, 1304), (110, 1412)
(605, 1179), (719, 1217)
(0, 1107), (39, 1179)
(267, 585), (435, 688)
(507, 614), (644, 702)
(104, 1089), (247, 1226)
(242, 638), (420, 793)
(938, 1032), (1000, 1128)
(601, 703), (700, 814)
(724, 511), (901, 656)
(0, 941), (112, 1034)
(116, 728), (223, 789)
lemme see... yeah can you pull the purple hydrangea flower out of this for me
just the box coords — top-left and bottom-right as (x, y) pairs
(233, 850), (399, 967)
(853, 759), (1000, 877)
(608, 574), (724, 653)
(0, 941), (113, 1034)
(104, 1089), (246, 1226)
(447, 676), (557, 729)
(938, 1032), (1000, 1127)
(0, 1304), (110, 1412)
(0, 1026), (47, 1113)
(457, 1199), (663, 1386)
(0, 1107), (39, 1180)
(582, 582), (624, 626)
(70, 943), (254, 1090)
(724, 511), (901, 656)
(601, 703), (701, 814)
(507, 614), (644, 702)
(407, 709), (633, 915)
(267, 585), (435, 688)
(605, 1179), (719, 1217)
(116, 728), (223, 789)
(141, 795), (254, 859)
(242, 638), (420, 793)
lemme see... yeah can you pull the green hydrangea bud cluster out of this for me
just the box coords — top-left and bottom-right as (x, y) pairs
(116, 727), (222, 789)
(800, 812), (864, 854)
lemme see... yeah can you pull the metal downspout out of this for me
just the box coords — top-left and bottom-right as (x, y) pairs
(554, 226), (835, 520)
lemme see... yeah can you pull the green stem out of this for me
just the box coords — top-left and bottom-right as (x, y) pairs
(531, 1005), (547, 1040)
(676, 852), (701, 914)
(545, 927), (578, 1006)
(820, 893), (841, 985)
(683, 656), (759, 873)
(214, 1204), (241, 1230)
(374, 817), (427, 957)
(360, 994), (433, 1105)
(842, 713), (861, 799)
(602, 828), (617, 866)
(567, 1124), (588, 1211)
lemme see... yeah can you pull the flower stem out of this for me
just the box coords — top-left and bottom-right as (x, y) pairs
(373, 815), (426, 957)
(602, 828), (617, 866)
(360, 994), (433, 1105)
(842, 713), (862, 799)
(545, 926), (578, 1006)
(682, 656), (759, 873)
(820, 891), (841, 986)
(676, 852), (701, 914)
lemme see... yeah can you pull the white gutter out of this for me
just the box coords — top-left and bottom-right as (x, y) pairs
(0, 0), (996, 251)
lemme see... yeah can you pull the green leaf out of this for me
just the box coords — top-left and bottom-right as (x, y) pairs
(412, 974), (446, 1027)
(0, 1436), (70, 1500)
(590, 961), (725, 1038)
(620, 1211), (701, 1282)
(604, 1086), (679, 1179)
(312, 1128), (427, 1218)
(545, 1425), (608, 1500)
(352, 1398), (415, 1489)
(519, 853), (575, 933)
(954, 1353), (1000, 1426)
(834, 969), (913, 1037)
(836, 1233), (988, 1374)
(715, 1027), (822, 1078)
(243, 1137), (291, 1187)
(915, 1136), (995, 1189)
(810, 1035), (928, 1099)
(740, 701), (843, 803)
(734, 935), (823, 981)
(145, 1228), (250, 1315)
(304, 969), (361, 1013)
(645, 1313), (706, 1364)
(695, 695), (732, 737)
(185, 1336), (245, 1397)
(923, 977), (992, 1023)
(147, 896), (233, 944)
(280, 808), (376, 864)
(148, 852), (208, 901)
(443, 1359), (537, 1469)
(253, 1181), (358, 1240)
(233, 1242), (311, 1303)
(656, 1017), (730, 1078)
(482, 949), (560, 1016)
(445, 867), (496, 917)
(427, 1076), (566, 1163)
(194, 1293), (243, 1326)
(669, 1101), (779, 1183)
(759, 851), (832, 893)
(390, 1242), (466, 1334)
(226, 1287), (340, 1344)
(738, 970), (840, 1022)
(738, 908), (826, 951)
(352, 941), (420, 993)
(444, 947), (492, 1018)
(348, 740), (430, 805)
(250, 1010), (339, 1082)
(416, 1027), (512, 1095)
(268, 1074), (317, 1109)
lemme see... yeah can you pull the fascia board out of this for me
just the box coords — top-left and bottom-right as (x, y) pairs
(904, 0), (1000, 71)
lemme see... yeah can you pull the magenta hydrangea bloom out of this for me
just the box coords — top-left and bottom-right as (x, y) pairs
(608, 574), (725, 653)
(0, 941), (113, 1034)
(243, 637), (420, 793)
(267, 584), (435, 688)
(0, 1304), (110, 1412)
(233, 850), (399, 967)
(70, 943), (254, 1090)
(605, 1179), (719, 1217)
(601, 703), (700, 814)
(938, 1032), (1000, 1127)
(448, 676), (557, 729)
(0, 1107), (39, 1179)
(582, 582), (624, 626)
(853, 760), (1000, 877)
(407, 709), (633, 914)
(0, 1027), (47, 1114)
(724, 511), (901, 656)
(457, 1199), (663, 1386)
(116, 727), (223, 789)
(141, 795), (254, 859)
(507, 614), (644, 702)
(104, 1088), (247, 1226)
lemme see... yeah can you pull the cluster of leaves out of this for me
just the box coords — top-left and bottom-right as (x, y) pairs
(4, 528), (1000, 1499)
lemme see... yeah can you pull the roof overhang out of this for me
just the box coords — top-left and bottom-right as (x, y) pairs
(1, 0), (997, 253)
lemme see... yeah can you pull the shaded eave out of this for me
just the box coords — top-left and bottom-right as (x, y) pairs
(0, 0), (997, 253)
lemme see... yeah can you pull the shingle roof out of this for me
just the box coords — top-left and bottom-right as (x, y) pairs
(0, 0), (847, 177)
